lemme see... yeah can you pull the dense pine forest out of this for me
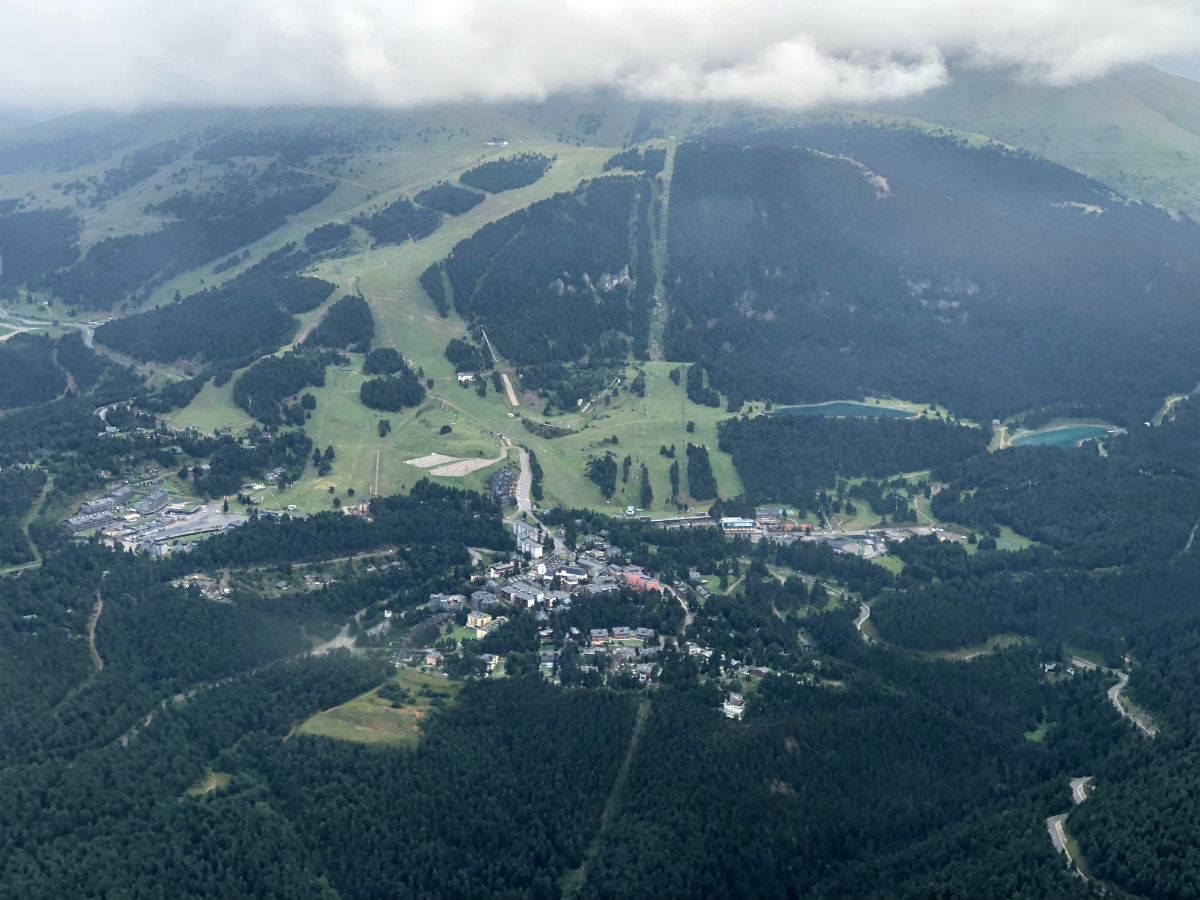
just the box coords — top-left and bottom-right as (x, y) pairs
(429, 175), (655, 365)
(662, 133), (1200, 423)
(414, 181), (485, 215)
(719, 415), (991, 510)
(96, 250), (335, 366)
(353, 196), (441, 246)
(459, 152), (554, 192)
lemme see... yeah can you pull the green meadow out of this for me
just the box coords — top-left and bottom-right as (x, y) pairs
(297, 666), (461, 748)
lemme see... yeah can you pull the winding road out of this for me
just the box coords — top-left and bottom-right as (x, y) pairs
(1045, 813), (1088, 882)
(1072, 657), (1157, 738)
(853, 602), (873, 642)
(1046, 776), (1096, 883)
(1106, 671), (1157, 738)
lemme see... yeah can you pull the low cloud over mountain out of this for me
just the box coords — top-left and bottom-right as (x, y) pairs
(3, 0), (1200, 110)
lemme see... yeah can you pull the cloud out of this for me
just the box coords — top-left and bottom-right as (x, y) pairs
(2, 0), (1200, 110)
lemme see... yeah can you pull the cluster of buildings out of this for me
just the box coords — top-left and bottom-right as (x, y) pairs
(466, 609), (510, 638)
(487, 468), (517, 506)
(650, 507), (959, 561)
(371, 518), (836, 716)
(171, 572), (229, 599)
(513, 519), (544, 559)
(545, 626), (662, 682)
(410, 530), (677, 683)
(68, 484), (135, 532)
(67, 476), (248, 557)
(647, 503), (960, 560)
(479, 530), (665, 604)
(764, 524), (957, 558)
(589, 625), (658, 644)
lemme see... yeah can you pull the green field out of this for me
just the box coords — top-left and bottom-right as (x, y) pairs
(152, 125), (1014, 517)
(993, 525), (1036, 552)
(1023, 720), (1051, 742)
(173, 359), (514, 515)
(296, 666), (460, 747)
(164, 142), (690, 513)
(526, 362), (744, 513)
(870, 555), (906, 575)
(184, 769), (232, 796)
(447, 625), (478, 643)
(166, 374), (255, 433)
(289, 144), (750, 517)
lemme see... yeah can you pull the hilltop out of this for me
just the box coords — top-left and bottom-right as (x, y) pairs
(870, 63), (1200, 218)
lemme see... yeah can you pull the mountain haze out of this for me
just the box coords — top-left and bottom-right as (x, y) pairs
(872, 62), (1200, 217)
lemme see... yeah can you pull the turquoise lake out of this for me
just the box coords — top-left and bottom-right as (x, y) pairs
(770, 401), (915, 419)
(1012, 425), (1111, 448)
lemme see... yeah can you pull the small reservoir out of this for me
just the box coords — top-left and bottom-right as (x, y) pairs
(1012, 425), (1111, 448)
(770, 401), (915, 419)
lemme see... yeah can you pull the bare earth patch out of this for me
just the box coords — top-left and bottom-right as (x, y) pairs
(430, 457), (504, 476)
(405, 453), (460, 468)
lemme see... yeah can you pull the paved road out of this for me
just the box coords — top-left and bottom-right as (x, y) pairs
(1107, 672), (1157, 737)
(505, 444), (563, 553)
(1073, 656), (1157, 738)
(1071, 776), (1093, 805)
(512, 446), (533, 517)
(1047, 813), (1069, 855)
(1046, 775), (1098, 884)
(854, 603), (872, 642)
(93, 400), (125, 423)
(1046, 813), (1089, 881)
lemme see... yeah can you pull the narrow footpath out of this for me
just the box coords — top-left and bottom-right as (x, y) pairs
(119, 606), (368, 746)
(562, 700), (650, 898)
(87, 591), (105, 673)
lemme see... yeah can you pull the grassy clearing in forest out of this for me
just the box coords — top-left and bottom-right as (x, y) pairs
(296, 667), (460, 748)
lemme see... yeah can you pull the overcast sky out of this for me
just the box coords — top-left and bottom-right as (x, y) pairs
(3, 0), (1200, 112)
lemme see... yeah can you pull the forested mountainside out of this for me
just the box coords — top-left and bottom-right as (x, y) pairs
(6, 428), (1200, 898)
(429, 174), (656, 364)
(5, 94), (1200, 899)
(664, 130), (1200, 423)
(413, 124), (1200, 424)
(872, 62), (1200, 220)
